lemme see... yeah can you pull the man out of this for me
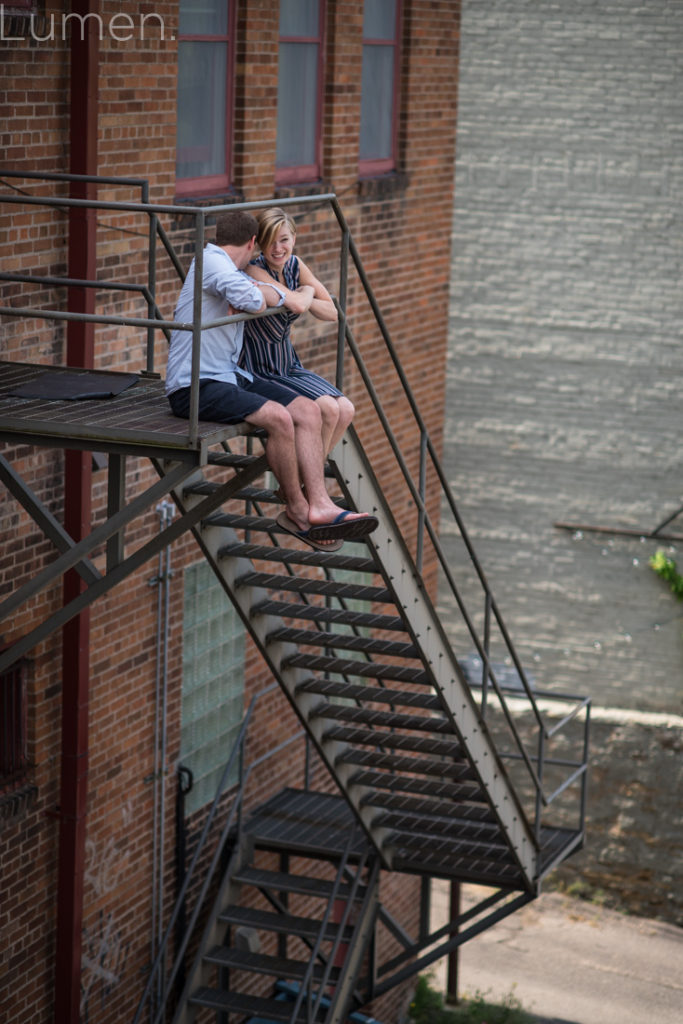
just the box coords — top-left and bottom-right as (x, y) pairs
(165, 210), (377, 548)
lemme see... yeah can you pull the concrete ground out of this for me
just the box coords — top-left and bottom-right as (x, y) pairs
(429, 881), (683, 1024)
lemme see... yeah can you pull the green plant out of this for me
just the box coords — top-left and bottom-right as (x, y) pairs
(408, 975), (534, 1024)
(649, 549), (683, 600)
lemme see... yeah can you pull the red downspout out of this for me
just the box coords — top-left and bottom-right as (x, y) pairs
(54, 3), (98, 1021)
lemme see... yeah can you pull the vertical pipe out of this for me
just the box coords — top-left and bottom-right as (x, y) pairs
(55, 4), (98, 1023)
(446, 882), (461, 1003)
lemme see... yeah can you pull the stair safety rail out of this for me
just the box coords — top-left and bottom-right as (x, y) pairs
(132, 681), (308, 1024)
(0, 170), (589, 842)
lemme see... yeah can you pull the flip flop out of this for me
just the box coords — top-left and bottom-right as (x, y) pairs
(307, 509), (379, 542)
(276, 511), (344, 552)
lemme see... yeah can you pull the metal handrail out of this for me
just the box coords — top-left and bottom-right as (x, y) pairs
(132, 681), (307, 1024)
(0, 171), (588, 839)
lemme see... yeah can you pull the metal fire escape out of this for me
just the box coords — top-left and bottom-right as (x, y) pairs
(0, 174), (590, 1024)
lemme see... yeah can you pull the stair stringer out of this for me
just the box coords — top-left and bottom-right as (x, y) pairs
(330, 431), (538, 885)
(172, 833), (253, 1024)
(158, 459), (397, 866)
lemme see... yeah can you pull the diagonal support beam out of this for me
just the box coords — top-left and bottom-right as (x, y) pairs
(0, 455), (268, 673)
(0, 453), (101, 587)
(0, 459), (195, 631)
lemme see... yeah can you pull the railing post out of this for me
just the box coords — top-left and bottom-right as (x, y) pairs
(535, 727), (545, 843)
(143, 179), (158, 376)
(416, 429), (427, 571)
(336, 228), (349, 391)
(188, 211), (205, 448)
(481, 593), (492, 717)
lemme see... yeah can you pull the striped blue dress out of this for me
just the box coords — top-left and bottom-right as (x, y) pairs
(240, 254), (343, 399)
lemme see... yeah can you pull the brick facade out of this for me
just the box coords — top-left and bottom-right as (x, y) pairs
(0, 3), (460, 1022)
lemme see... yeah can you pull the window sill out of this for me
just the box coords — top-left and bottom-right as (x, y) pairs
(357, 170), (409, 200)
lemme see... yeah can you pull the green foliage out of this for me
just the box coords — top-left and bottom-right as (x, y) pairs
(408, 975), (534, 1024)
(649, 549), (683, 600)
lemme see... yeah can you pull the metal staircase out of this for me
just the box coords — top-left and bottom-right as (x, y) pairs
(157, 428), (583, 900)
(0, 178), (589, 1023)
(146, 422), (588, 1022)
(177, 812), (380, 1024)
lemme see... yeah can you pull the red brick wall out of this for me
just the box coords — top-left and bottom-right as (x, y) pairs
(0, 2), (460, 1021)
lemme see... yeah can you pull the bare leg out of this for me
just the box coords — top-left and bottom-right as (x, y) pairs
(245, 400), (309, 528)
(316, 395), (341, 460)
(326, 396), (355, 456)
(286, 397), (368, 527)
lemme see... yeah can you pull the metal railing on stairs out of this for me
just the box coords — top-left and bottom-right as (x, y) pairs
(0, 171), (589, 853)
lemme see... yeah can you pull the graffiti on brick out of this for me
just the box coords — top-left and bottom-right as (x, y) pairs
(80, 909), (130, 1022)
(84, 799), (132, 896)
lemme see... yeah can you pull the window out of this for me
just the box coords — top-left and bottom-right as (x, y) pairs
(359, 0), (401, 175)
(276, 0), (325, 185)
(1, 659), (27, 784)
(176, 0), (234, 196)
(180, 562), (245, 815)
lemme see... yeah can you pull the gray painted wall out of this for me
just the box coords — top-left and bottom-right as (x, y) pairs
(443, 0), (683, 715)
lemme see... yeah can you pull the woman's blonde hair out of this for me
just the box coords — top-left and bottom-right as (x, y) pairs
(256, 207), (297, 253)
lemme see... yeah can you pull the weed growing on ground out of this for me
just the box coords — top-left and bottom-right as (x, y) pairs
(408, 975), (534, 1024)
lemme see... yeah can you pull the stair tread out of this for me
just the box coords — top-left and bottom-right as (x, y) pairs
(204, 945), (341, 983)
(286, 653), (429, 684)
(324, 724), (462, 757)
(338, 748), (475, 779)
(220, 541), (377, 572)
(273, 630), (417, 658)
(349, 768), (484, 802)
(251, 599), (407, 632)
(189, 986), (326, 1021)
(373, 810), (502, 840)
(233, 865), (365, 900)
(237, 571), (391, 602)
(219, 904), (354, 942)
(297, 678), (439, 707)
(312, 701), (451, 734)
(360, 789), (497, 823)
(382, 823), (514, 862)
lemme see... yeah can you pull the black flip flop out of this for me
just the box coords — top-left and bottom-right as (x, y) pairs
(276, 512), (344, 552)
(307, 510), (379, 542)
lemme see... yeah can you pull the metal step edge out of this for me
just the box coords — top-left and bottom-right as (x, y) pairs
(323, 724), (462, 757)
(237, 571), (391, 602)
(251, 599), (407, 632)
(311, 701), (452, 734)
(220, 542), (377, 573)
(203, 945), (341, 983)
(274, 630), (418, 658)
(359, 789), (497, 823)
(375, 814), (511, 851)
(285, 653), (429, 684)
(389, 853), (526, 886)
(188, 987), (325, 1022)
(384, 829), (515, 862)
(218, 905), (354, 942)
(233, 865), (366, 900)
(347, 769), (485, 802)
(295, 678), (440, 708)
(337, 748), (475, 780)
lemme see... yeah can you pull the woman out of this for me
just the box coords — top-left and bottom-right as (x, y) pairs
(242, 207), (355, 458)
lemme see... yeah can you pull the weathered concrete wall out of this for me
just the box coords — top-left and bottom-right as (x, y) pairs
(441, 0), (683, 922)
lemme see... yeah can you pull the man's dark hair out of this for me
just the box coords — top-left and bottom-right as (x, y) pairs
(215, 210), (259, 247)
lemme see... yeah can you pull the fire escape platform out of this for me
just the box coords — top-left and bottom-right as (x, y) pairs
(0, 360), (246, 463)
(243, 788), (582, 887)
